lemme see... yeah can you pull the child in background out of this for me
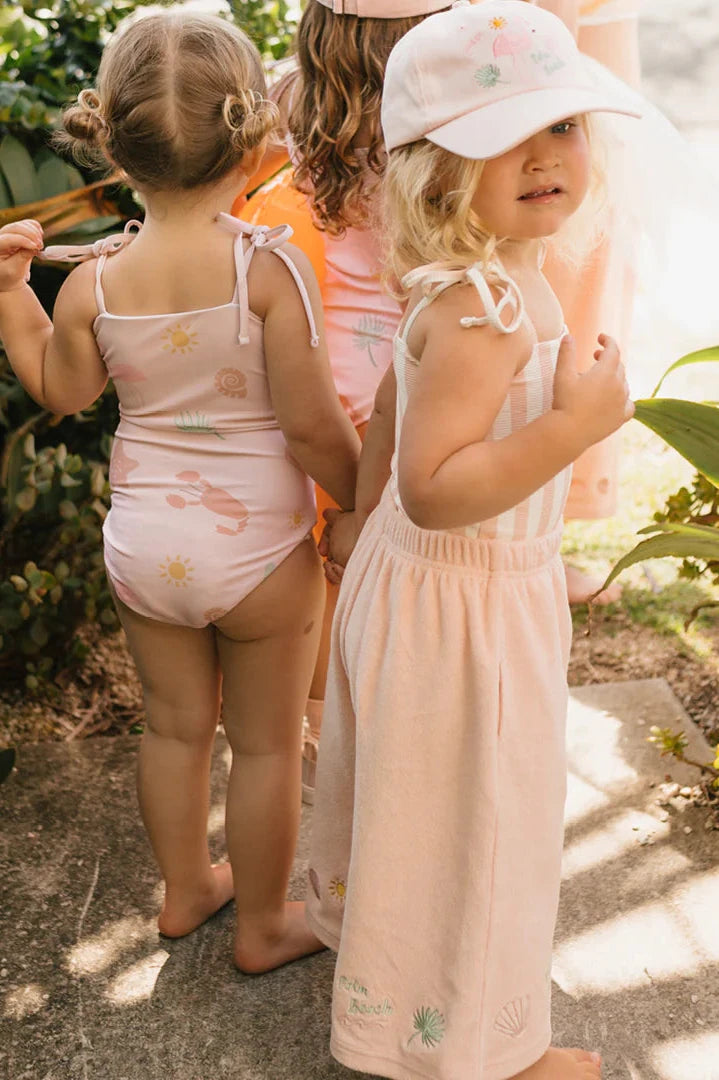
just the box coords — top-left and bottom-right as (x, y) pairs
(238, 0), (449, 803)
(0, 12), (359, 972)
(307, 2), (636, 1076)
(540, 0), (643, 602)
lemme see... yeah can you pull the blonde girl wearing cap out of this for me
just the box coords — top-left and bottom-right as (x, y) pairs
(0, 12), (360, 972)
(306, 2), (637, 1076)
(248, 0), (449, 804)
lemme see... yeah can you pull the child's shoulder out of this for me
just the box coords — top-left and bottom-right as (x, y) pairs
(406, 275), (532, 366)
(54, 258), (101, 325)
(246, 238), (321, 321)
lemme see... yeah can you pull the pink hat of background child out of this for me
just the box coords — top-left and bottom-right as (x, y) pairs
(381, 0), (641, 158)
(313, 0), (450, 19)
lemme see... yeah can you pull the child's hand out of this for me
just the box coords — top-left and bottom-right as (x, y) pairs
(0, 220), (43, 293)
(553, 333), (634, 449)
(319, 508), (363, 581)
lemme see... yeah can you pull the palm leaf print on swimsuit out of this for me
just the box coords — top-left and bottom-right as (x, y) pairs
(352, 315), (386, 368)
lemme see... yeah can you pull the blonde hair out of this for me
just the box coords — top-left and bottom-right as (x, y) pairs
(289, 0), (434, 237)
(57, 13), (278, 191)
(384, 115), (607, 296)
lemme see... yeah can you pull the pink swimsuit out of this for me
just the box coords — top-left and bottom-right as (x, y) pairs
(58, 215), (319, 627)
(322, 218), (402, 426)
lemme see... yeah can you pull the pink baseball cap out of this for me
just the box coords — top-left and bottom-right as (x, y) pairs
(381, 0), (641, 158)
(313, 0), (449, 19)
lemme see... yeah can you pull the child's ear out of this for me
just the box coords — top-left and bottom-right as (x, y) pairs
(242, 138), (268, 182)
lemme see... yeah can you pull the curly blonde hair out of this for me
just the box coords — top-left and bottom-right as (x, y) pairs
(384, 115), (607, 295)
(288, 0), (436, 237)
(56, 13), (278, 191)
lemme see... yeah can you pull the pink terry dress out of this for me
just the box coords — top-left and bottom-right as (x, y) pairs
(47, 214), (319, 627)
(307, 264), (573, 1080)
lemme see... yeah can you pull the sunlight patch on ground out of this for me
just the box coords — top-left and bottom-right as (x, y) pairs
(553, 868), (719, 996)
(105, 949), (169, 1006)
(650, 1030), (719, 1080)
(566, 698), (639, 789)
(67, 915), (157, 976)
(564, 772), (611, 828)
(561, 811), (672, 880)
(2, 983), (47, 1020)
(207, 800), (225, 838)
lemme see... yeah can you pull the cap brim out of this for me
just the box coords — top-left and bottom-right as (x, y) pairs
(426, 85), (642, 160)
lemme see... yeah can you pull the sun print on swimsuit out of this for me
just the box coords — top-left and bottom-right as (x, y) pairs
(158, 554), (195, 588)
(162, 323), (199, 354)
(408, 1007), (446, 1049)
(328, 878), (347, 903)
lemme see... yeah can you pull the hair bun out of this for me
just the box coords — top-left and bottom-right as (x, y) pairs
(222, 90), (278, 152)
(63, 88), (108, 145)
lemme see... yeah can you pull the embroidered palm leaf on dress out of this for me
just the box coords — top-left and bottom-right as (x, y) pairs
(408, 1007), (446, 1048)
(174, 411), (225, 440)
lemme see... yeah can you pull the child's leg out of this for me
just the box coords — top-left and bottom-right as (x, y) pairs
(213, 536), (327, 973)
(112, 596), (232, 938)
(305, 420), (369, 798)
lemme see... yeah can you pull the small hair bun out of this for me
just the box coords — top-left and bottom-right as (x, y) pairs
(63, 88), (108, 145)
(222, 90), (278, 153)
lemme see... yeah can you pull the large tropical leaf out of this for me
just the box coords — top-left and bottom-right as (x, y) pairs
(650, 346), (719, 399)
(634, 398), (719, 487)
(601, 521), (719, 591)
(0, 133), (39, 204)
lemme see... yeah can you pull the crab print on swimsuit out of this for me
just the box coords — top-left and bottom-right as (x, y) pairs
(166, 471), (250, 535)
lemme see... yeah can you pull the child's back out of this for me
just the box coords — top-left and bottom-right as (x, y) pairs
(92, 216), (318, 623)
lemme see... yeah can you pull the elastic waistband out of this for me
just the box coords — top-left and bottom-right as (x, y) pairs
(373, 489), (562, 576)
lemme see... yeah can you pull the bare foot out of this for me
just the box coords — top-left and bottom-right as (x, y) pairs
(158, 862), (234, 938)
(511, 1047), (601, 1080)
(234, 900), (326, 974)
(564, 563), (621, 607)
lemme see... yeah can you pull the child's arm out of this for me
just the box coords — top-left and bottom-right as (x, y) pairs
(0, 221), (107, 413)
(322, 364), (397, 571)
(398, 285), (632, 531)
(260, 244), (361, 509)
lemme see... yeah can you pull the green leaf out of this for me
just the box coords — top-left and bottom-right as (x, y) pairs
(601, 523), (719, 591)
(36, 153), (74, 199)
(0, 170), (11, 210)
(650, 346), (719, 399)
(0, 133), (40, 204)
(634, 399), (719, 487)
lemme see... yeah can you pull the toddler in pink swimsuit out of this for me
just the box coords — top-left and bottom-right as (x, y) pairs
(310, 3), (637, 1077)
(0, 11), (360, 972)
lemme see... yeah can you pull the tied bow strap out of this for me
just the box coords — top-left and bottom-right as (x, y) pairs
(402, 259), (524, 336)
(216, 212), (320, 348)
(41, 219), (142, 263)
